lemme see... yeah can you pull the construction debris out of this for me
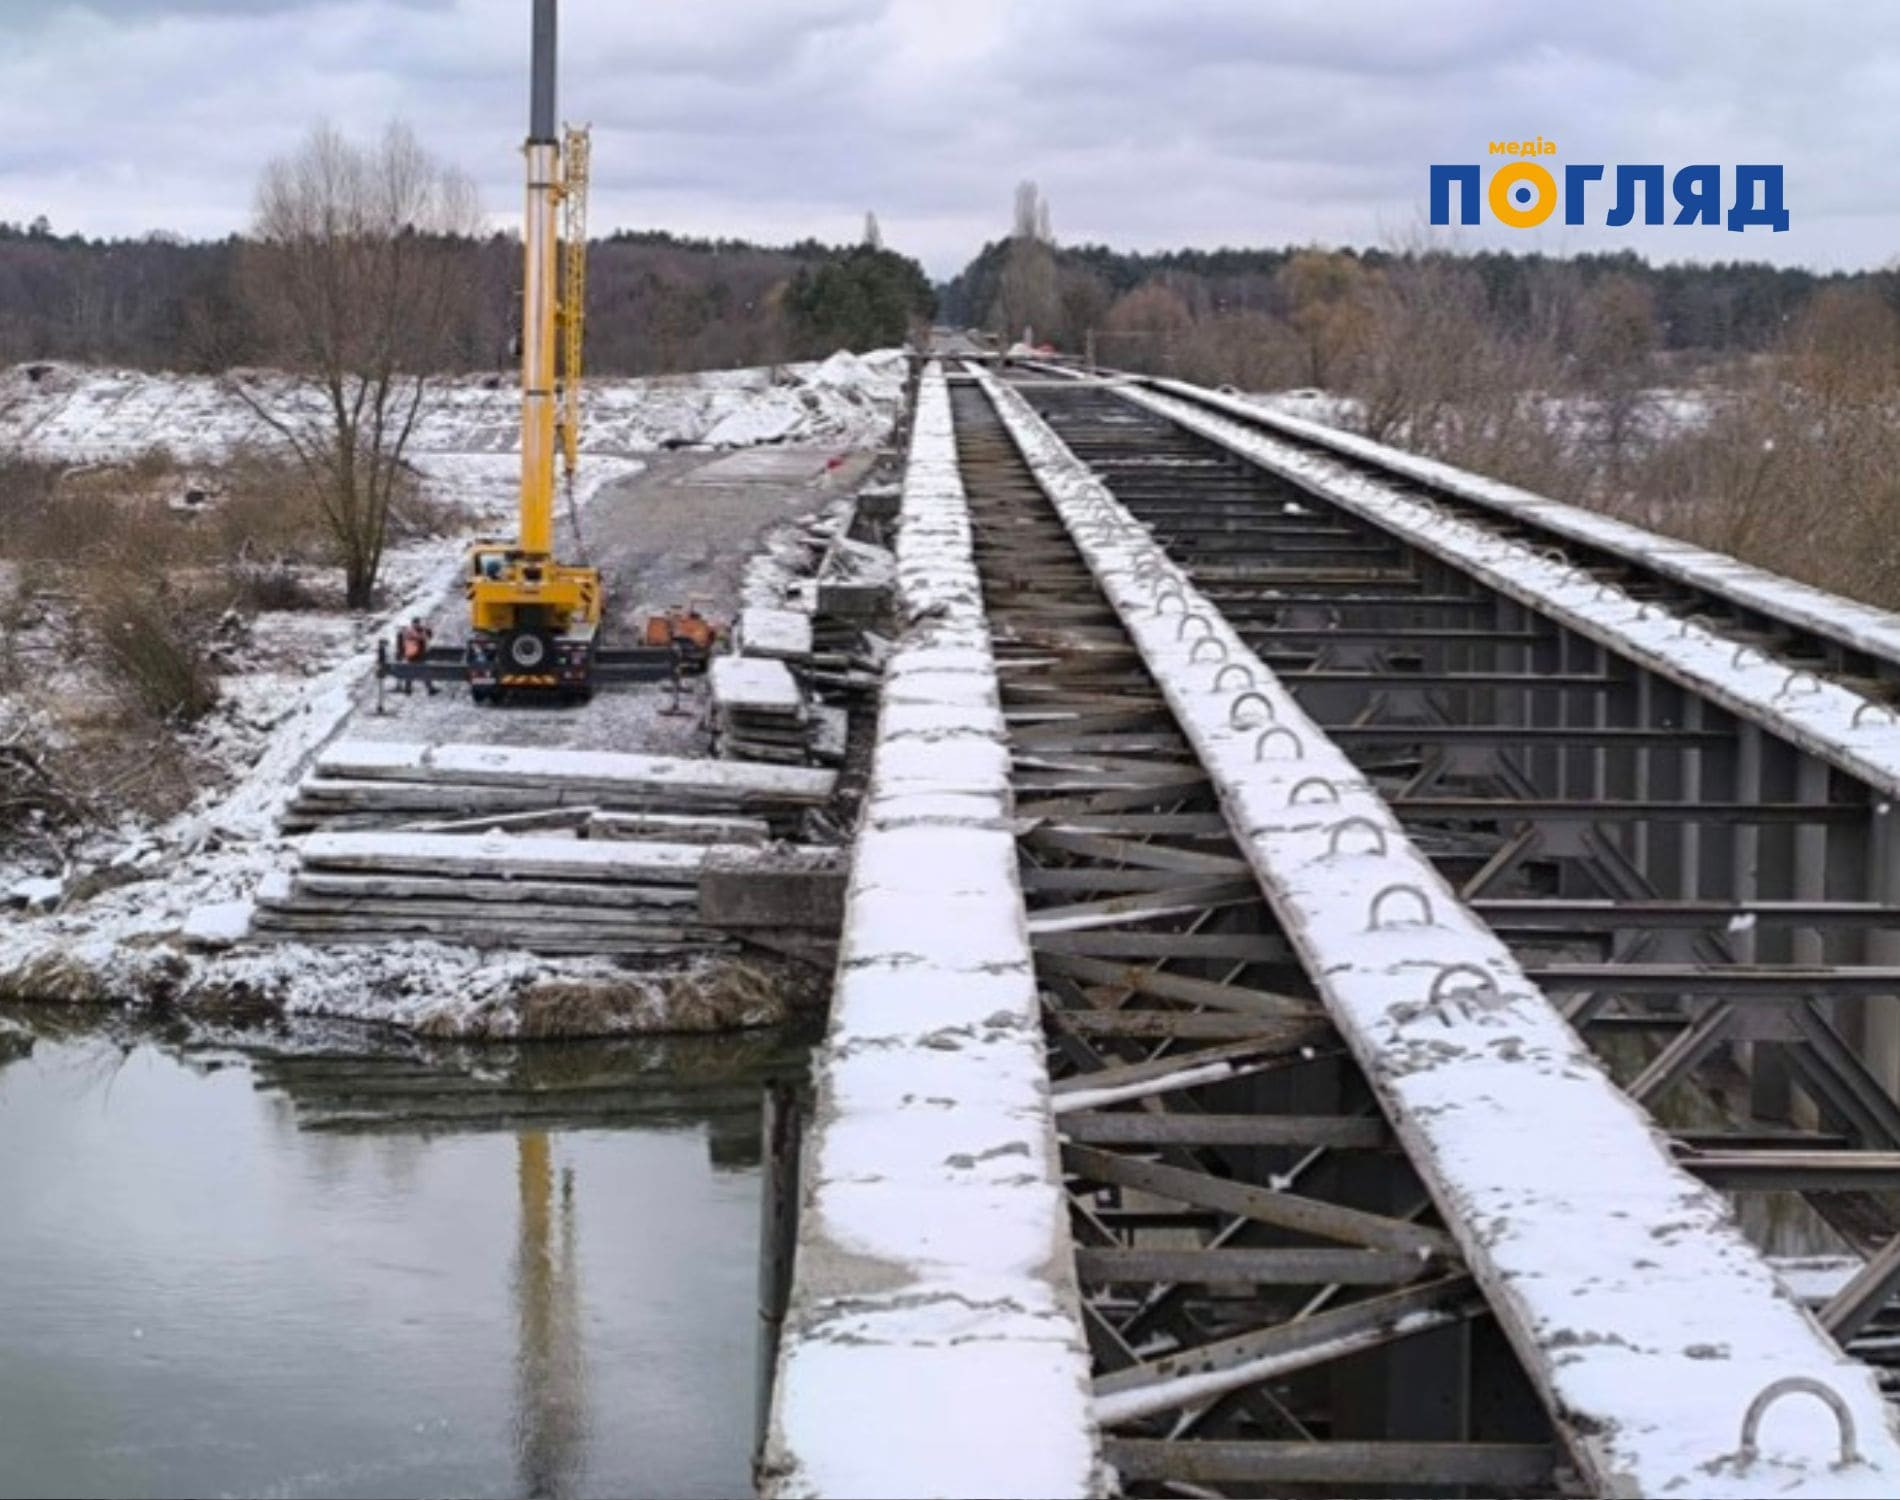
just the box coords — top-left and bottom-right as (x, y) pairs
(737, 607), (814, 663)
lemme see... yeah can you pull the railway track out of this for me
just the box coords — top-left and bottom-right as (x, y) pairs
(951, 383), (1570, 1496)
(1018, 370), (1900, 1216)
(770, 361), (1900, 1499)
(981, 361), (1900, 1489)
(1098, 368), (1900, 696)
(1003, 364), (1900, 1353)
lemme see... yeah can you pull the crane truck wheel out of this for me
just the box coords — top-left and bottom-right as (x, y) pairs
(503, 630), (553, 671)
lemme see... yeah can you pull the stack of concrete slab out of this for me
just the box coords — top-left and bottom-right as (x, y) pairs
(737, 606), (813, 665)
(281, 740), (835, 837)
(250, 828), (848, 958)
(249, 831), (733, 956)
(249, 741), (853, 960)
(709, 655), (810, 765)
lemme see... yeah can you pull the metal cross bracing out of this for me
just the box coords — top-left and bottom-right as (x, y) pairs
(1006, 373), (1900, 1373)
(947, 379), (1571, 1498)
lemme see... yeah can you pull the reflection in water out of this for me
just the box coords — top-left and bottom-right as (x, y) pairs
(0, 1007), (817, 1500)
(515, 1134), (589, 1499)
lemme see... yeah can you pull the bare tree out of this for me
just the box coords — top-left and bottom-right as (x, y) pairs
(1101, 282), (1195, 374)
(993, 239), (1060, 345)
(1276, 250), (1374, 390)
(991, 182), (1061, 343)
(1576, 273), (1658, 477)
(233, 122), (481, 608)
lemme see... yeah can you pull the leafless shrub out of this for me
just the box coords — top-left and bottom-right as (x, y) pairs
(0, 454), (64, 547)
(209, 448), (334, 564)
(384, 466), (461, 541)
(225, 560), (320, 612)
(83, 570), (220, 724)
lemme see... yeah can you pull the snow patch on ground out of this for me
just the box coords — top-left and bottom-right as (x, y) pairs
(0, 352), (908, 465)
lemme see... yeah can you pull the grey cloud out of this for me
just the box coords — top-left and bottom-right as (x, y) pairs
(1, 0), (1896, 276)
(1, 0), (446, 23)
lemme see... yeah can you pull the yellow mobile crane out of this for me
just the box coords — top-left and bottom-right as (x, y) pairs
(465, 0), (600, 704)
(369, 0), (714, 703)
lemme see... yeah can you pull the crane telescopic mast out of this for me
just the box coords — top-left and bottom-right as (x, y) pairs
(519, 0), (558, 558)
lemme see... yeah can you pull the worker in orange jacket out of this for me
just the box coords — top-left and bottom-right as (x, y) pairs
(396, 617), (437, 696)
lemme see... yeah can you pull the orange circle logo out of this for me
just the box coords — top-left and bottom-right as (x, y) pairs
(1489, 163), (1556, 228)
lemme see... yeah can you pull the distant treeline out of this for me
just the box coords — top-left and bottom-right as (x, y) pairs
(0, 219), (935, 373)
(938, 236), (1899, 357)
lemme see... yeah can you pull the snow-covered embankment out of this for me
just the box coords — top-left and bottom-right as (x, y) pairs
(0, 352), (907, 1035)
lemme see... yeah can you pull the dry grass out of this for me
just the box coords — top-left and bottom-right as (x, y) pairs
(1356, 284), (1900, 612)
(503, 957), (818, 1039)
(0, 445), (344, 846)
(83, 570), (221, 724)
(210, 448), (336, 564)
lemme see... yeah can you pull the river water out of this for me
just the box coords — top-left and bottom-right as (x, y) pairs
(0, 1011), (813, 1500)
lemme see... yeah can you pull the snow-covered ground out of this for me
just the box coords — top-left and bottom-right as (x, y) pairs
(1246, 383), (1716, 450)
(0, 350), (907, 1036)
(0, 349), (908, 465)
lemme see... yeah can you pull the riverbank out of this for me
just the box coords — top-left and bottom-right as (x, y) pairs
(0, 353), (905, 1037)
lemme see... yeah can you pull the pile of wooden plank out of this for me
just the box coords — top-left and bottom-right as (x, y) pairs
(281, 740), (836, 835)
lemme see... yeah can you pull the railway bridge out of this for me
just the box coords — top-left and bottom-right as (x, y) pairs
(759, 356), (1900, 1498)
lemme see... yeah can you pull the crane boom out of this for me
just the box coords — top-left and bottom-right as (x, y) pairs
(385, 0), (715, 705)
(518, 0), (560, 557)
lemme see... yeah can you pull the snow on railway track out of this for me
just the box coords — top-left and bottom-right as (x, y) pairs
(972, 362), (1900, 1499)
(1114, 379), (1900, 808)
(1141, 375), (1900, 677)
(761, 362), (1100, 1500)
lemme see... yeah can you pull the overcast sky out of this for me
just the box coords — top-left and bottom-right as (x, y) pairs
(2, 0), (1896, 279)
